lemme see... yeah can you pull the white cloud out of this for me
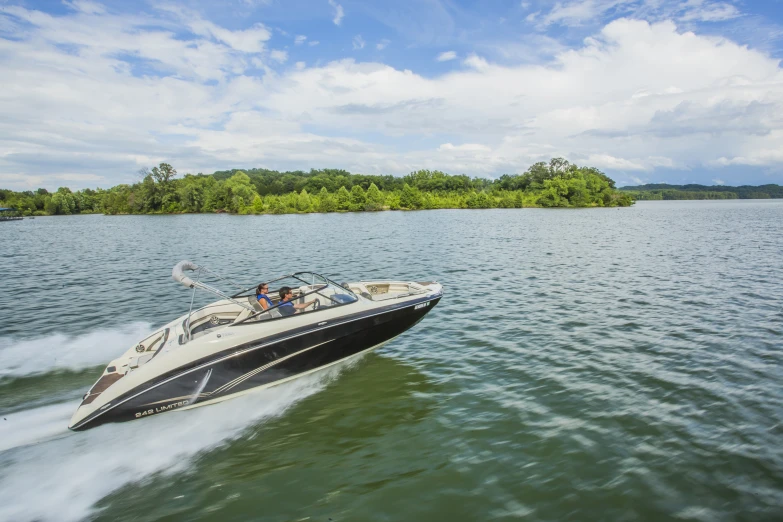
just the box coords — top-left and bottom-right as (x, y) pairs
(712, 145), (783, 167)
(352, 35), (365, 50)
(0, 173), (46, 189)
(438, 143), (493, 152)
(64, 1), (106, 15)
(1, 8), (783, 189)
(712, 178), (725, 185)
(200, 23), (271, 54)
(328, 0), (344, 26)
(540, 0), (631, 27)
(197, 19), (783, 176)
(678, 1), (740, 22)
(2, 5), (263, 81)
(478, 34), (568, 63)
(294, 35), (307, 45)
(463, 53), (489, 70)
(58, 173), (106, 181)
(376, 39), (390, 50)
(309, 40), (320, 46)
(585, 154), (648, 171)
(270, 50), (288, 63)
(436, 51), (457, 61)
(538, 0), (743, 27)
(158, 5), (272, 54)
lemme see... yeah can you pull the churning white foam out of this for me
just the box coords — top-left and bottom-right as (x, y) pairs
(0, 403), (75, 453)
(0, 363), (345, 522)
(0, 323), (153, 379)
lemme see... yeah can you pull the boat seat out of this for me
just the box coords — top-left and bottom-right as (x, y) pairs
(234, 297), (277, 323)
(249, 296), (265, 312)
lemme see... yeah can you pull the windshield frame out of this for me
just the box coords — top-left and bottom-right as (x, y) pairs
(231, 272), (358, 326)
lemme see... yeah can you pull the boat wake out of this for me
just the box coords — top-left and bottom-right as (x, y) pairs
(0, 361), (348, 522)
(0, 403), (75, 453)
(0, 323), (153, 380)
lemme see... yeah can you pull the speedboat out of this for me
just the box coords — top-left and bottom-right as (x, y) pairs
(68, 262), (443, 431)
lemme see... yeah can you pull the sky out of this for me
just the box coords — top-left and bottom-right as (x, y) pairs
(1, 0), (782, 189)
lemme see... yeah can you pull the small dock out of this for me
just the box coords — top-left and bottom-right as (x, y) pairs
(0, 207), (24, 221)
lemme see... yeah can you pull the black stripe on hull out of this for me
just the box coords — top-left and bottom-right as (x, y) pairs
(71, 297), (439, 430)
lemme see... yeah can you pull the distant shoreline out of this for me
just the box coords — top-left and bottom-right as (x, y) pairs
(15, 199), (783, 220)
(619, 183), (782, 201)
(14, 205), (635, 218)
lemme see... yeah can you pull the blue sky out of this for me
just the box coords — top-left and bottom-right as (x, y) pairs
(1, 0), (782, 189)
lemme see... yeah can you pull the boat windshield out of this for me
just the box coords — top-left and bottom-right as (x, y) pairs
(233, 272), (358, 324)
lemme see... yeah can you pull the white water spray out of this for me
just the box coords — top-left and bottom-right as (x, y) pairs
(0, 323), (153, 379)
(0, 362), (349, 522)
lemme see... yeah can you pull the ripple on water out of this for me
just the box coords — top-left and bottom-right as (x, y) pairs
(0, 202), (782, 521)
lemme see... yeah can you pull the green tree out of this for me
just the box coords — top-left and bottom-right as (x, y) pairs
(137, 174), (162, 212)
(400, 184), (422, 209)
(224, 172), (259, 213)
(349, 185), (366, 211)
(318, 187), (337, 212)
(267, 195), (286, 214)
(538, 177), (570, 207)
(202, 180), (229, 212)
(177, 175), (213, 213)
(149, 163), (177, 185)
(466, 191), (492, 209)
(45, 188), (76, 215)
(365, 183), (384, 211)
(297, 189), (312, 212)
(135, 163), (179, 213)
(386, 191), (401, 210)
(336, 186), (351, 211)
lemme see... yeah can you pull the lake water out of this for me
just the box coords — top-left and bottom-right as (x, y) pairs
(1, 200), (782, 522)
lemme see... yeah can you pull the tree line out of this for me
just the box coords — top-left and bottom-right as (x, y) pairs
(0, 158), (634, 216)
(619, 183), (783, 200)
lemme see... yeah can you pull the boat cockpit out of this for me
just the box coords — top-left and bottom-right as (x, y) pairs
(170, 263), (435, 341)
(232, 272), (360, 323)
(175, 270), (360, 341)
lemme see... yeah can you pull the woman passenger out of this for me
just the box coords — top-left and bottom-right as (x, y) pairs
(256, 283), (273, 310)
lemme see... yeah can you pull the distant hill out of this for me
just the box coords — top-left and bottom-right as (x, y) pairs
(619, 183), (782, 200)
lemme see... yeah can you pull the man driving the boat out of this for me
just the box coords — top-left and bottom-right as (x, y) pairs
(278, 286), (317, 316)
(256, 283), (273, 310)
